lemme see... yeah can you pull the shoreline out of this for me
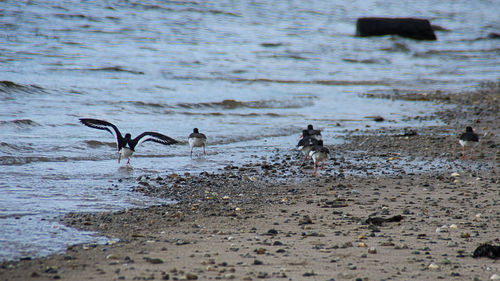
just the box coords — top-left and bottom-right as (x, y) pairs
(1, 82), (499, 281)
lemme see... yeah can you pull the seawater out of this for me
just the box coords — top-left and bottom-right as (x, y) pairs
(0, 0), (499, 261)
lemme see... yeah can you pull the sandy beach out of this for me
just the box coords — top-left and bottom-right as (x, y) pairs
(1, 82), (499, 281)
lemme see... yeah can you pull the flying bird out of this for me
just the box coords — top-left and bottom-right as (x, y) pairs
(79, 118), (178, 164)
(188, 128), (207, 157)
(458, 126), (479, 160)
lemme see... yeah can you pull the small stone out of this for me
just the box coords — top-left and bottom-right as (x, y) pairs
(451, 172), (460, 177)
(368, 247), (377, 254)
(491, 274), (500, 280)
(358, 242), (368, 248)
(106, 254), (119, 260)
(257, 272), (268, 278)
(185, 273), (198, 280)
(255, 248), (266, 254)
(144, 257), (164, 264)
(428, 263), (440, 270)
(436, 225), (448, 233)
(303, 270), (316, 277)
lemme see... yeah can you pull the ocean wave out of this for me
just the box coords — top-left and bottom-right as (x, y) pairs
(176, 97), (315, 110)
(0, 119), (41, 128)
(177, 111), (295, 118)
(131, 101), (175, 109)
(169, 75), (389, 86)
(209, 128), (298, 145)
(0, 155), (103, 166)
(84, 140), (116, 148)
(0, 142), (35, 154)
(53, 13), (101, 22)
(343, 58), (391, 64)
(66, 66), (144, 75)
(0, 81), (46, 97)
(127, 2), (240, 17)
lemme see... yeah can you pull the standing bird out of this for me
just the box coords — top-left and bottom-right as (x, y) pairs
(299, 124), (322, 141)
(458, 126), (479, 160)
(297, 130), (319, 161)
(309, 140), (329, 176)
(188, 128), (207, 157)
(79, 118), (178, 164)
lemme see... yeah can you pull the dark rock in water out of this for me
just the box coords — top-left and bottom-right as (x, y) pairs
(488, 32), (500, 39)
(356, 17), (437, 40)
(143, 257), (164, 264)
(431, 24), (450, 32)
(472, 244), (500, 259)
(365, 215), (403, 226)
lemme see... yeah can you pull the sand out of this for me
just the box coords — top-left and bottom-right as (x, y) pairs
(1, 82), (499, 281)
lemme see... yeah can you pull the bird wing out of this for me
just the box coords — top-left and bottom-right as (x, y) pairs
(129, 132), (178, 150)
(459, 132), (479, 142)
(79, 118), (124, 149)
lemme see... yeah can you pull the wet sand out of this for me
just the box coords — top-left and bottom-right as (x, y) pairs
(1, 82), (499, 281)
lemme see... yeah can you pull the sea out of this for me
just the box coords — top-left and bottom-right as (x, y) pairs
(0, 0), (498, 261)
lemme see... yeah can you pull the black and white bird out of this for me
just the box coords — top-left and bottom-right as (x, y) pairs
(309, 140), (329, 176)
(458, 126), (479, 160)
(299, 124), (322, 141)
(188, 128), (207, 157)
(297, 130), (319, 161)
(79, 118), (178, 164)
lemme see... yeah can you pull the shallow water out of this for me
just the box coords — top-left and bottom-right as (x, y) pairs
(1, 0), (499, 261)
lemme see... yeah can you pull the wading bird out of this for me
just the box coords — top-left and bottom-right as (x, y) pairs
(188, 128), (207, 157)
(458, 126), (479, 160)
(79, 118), (178, 164)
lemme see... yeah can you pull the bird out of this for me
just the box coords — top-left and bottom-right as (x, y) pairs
(297, 130), (319, 161)
(79, 118), (178, 164)
(458, 126), (479, 160)
(188, 128), (207, 157)
(309, 140), (329, 176)
(299, 124), (322, 141)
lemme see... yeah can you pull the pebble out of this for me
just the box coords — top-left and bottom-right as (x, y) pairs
(106, 254), (119, 260)
(185, 273), (198, 280)
(491, 274), (500, 280)
(303, 270), (316, 276)
(368, 247), (377, 254)
(358, 242), (368, 248)
(428, 263), (440, 270)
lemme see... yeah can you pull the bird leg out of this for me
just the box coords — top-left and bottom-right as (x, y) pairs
(320, 162), (325, 170)
(312, 162), (318, 176)
(118, 155), (121, 163)
(203, 145), (206, 155)
(126, 158), (130, 164)
(461, 147), (465, 160)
